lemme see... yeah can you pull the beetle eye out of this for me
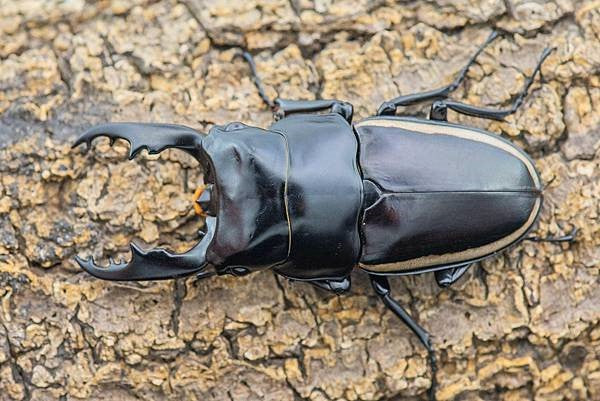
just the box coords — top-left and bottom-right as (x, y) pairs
(203, 163), (215, 184)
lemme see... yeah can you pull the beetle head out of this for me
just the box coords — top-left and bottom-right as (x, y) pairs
(72, 122), (291, 281)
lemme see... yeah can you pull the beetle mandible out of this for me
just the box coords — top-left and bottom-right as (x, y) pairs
(72, 32), (576, 400)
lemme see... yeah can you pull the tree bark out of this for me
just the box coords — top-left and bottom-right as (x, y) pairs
(0, 1), (599, 400)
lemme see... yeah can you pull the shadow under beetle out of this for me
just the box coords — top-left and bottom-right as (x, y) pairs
(73, 32), (576, 400)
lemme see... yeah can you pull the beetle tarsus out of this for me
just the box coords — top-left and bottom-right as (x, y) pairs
(238, 51), (276, 110)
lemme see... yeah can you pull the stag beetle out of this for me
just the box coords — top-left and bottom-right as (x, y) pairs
(73, 32), (576, 400)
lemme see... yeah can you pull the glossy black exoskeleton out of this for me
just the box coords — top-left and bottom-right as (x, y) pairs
(72, 32), (576, 400)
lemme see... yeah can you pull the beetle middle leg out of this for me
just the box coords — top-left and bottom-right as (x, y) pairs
(428, 46), (555, 122)
(307, 277), (351, 294)
(376, 30), (499, 116)
(239, 51), (353, 122)
(434, 263), (472, 288)
(370, 274), (437, 401)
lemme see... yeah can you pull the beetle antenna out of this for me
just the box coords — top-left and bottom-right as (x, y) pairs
(238, 50), (276, 110)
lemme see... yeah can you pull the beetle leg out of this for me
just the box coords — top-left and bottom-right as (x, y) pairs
(238, 51), (353, 122)
(376, 31), (499, 116)
(369, 274), (437, 401)
(434, 263), (471, 288)
(427, 47), (555, 121)
(429, 100), (448, 121)
(238, 51), (276, 110)
(525, 227), (578, 243)
(307, 277), (351, 294)
(73, 122), (212, 281)
(273, 99), (353, 122)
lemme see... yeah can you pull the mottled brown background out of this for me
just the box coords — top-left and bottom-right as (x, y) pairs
(0, 0), (599, 400)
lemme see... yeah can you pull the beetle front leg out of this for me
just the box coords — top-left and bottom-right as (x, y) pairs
(239, 51), (353, 122)
(73, 122), (213, 281)
(274, 99), (353, 122)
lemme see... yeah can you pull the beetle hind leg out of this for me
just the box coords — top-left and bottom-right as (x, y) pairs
(525, 227), (578, 243)
(369, 274), (437, 401)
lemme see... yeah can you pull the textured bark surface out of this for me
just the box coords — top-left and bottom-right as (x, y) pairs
(1, 1), (599, 400)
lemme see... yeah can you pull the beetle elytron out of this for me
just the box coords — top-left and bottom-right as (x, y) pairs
(73, 32), (575, 400)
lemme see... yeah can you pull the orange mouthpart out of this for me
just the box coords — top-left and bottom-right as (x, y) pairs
(192, 185), (206, 216)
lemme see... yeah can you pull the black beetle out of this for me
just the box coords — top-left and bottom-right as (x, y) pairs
(72, 32), (575, 400)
